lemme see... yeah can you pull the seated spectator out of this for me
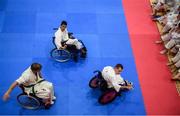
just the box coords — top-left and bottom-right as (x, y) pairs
(152, 0), (180, 82)
(160, 24), (180, 54)
(151, 0), (170, 16)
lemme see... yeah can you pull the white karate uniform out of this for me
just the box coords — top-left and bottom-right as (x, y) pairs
(167, 13), (177, 22)
(172, 48), (180, 63)
(165, 31), (180, 49)
(16, 67), (55, 101)
(54, 28), (83, 50)
(102, 66), (125, 92)
(162, 19), (177, 34)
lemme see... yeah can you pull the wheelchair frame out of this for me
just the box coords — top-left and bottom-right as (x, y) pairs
(16, 84), (44, 110)
(89, 71), (118, 104)
(89, 70), (133, 105)
(50, 28), (87, 62)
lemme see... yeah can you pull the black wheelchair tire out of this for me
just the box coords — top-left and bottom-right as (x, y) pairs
(89, 76), (99, 89)
(17, 93), (41, 110)
(98, 89), (117, 105)
(50, 48), (71, 62)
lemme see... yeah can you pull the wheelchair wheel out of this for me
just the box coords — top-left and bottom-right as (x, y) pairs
(17, 93), (41, 110)
(98, 89), (117, 105)
(89, 76), (99, 88)
(50, 48), (71, 62)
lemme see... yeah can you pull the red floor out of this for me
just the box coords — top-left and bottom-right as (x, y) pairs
(122, 0), (180, 114)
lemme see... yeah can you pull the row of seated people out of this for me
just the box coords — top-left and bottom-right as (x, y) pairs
(151, 0), (180, 80)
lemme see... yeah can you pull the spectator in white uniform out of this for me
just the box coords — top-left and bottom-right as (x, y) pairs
(158, 22), (180, 54)
(152, 0), (180, 81)
(151, 0), (169, 16)
(3, 63), (56, 108)
(102, 64), (133, 92)
(160, 14), (179, 35)
(172, 69), (180, 80)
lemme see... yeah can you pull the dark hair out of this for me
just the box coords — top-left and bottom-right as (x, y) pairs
(115, 64), (123, 70)
(61, 20), (67, 26)
(31, 63), (42, 71)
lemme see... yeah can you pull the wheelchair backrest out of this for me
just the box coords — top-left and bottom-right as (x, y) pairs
(52, 37), (56, 47)
(94, 70), (102, 77)
(78, 40), (85, 48)
(52, 28), (58, 48)
(19, 84), (26, 93)
(94, 70), (108, 90)
(99, 80), (108, 91)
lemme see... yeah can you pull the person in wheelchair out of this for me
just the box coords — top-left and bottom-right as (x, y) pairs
(54, 20), (87, 61)
(102, 64), (133, 93)
(3, 63), (56, 108)
(89, 64), (133, 104)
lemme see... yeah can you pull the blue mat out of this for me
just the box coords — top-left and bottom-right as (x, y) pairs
(0, 11), (5, 32)
(0, 0), (146, 115)
(2, 12), (36, 33)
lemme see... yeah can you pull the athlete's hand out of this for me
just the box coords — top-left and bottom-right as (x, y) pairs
(3, 92), (10, 101)
(126, 84), (133, 90)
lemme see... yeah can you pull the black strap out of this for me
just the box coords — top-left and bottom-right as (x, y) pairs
(23, 79), (46, 88)
(119, 80), (128, 86)
(32, 79), (46, 95)
(61, 40), (68, 46)
(124, 80), (128, 86)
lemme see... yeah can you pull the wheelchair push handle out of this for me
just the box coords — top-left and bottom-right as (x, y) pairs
(93, 70), (102, 77)
(93, 70), (101, 74)
(53, 28), (58, 30)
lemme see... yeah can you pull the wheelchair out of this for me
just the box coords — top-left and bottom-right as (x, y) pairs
(89, 71), (133, 105)
(17, 80), (47, 110)
(50, 28), (87, 62)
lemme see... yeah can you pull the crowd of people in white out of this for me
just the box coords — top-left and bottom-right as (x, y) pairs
(151, 0), (180, 80)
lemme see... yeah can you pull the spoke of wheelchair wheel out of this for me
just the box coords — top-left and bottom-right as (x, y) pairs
(55, 52), (59, 55)
(57, 56), (68, 59)
(54, 51), (69, 56)
(61, 55), (69, 57)
(61, 52), (68, 56)
(19, 96), (39, 108)
(60, 51), (63, 55)
(56, 55), (69, 59)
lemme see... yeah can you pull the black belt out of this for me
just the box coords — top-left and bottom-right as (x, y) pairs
(61, 40), (68, 46)
(119, 80), (128, 86)
(32, 79), (46, 96)
(23, 79), (46, 88)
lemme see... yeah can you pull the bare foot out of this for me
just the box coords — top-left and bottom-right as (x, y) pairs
(172, 77), (180, 81)
(151, 13), (155, 16)
(166, 62), (173, 66)
(171, 68), (177, 73)
(155, 40), (163, 44)
(160, 49), (167, 54)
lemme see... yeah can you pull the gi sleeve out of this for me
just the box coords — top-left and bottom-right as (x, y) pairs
(108, 73), (121, 92)
(16, 74), (29, 85)
(102, 67), (121, 92)
(55, 30), (62, 49)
